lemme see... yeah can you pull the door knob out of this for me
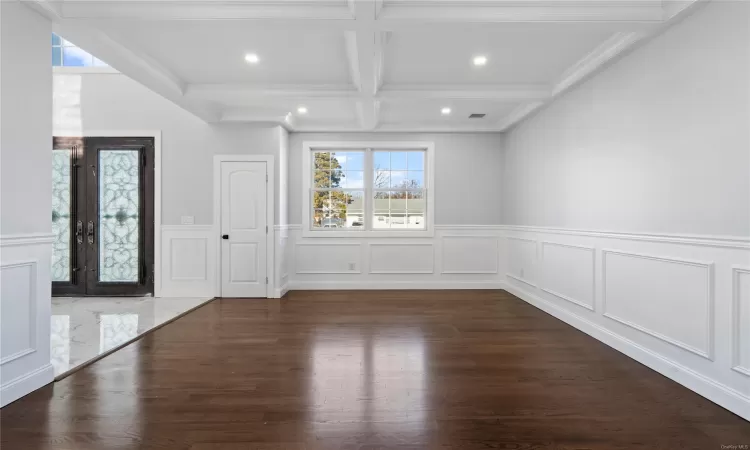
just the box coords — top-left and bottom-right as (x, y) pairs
(222, 234), (229, 240)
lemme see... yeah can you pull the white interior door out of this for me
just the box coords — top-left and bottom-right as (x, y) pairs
(220, 161), (267, 297)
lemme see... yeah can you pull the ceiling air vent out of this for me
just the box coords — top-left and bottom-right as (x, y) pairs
(469, 113), (486, 119)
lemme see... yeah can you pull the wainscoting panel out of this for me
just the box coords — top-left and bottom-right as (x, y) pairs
(0, 234), (54, 407)
(733, 267), (750, 376)
(369, 243), (434, 274)
(160, 226), (216, 297)
(602, 250), (714, 359)
(506, 237), (537, 287)
(499, 225), (750, 421)
(442, 236), (498, 274)
(295, 242), (361, 274)
(541, 242), (595, 311)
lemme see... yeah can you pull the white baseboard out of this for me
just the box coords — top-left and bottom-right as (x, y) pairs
(290, 281), (504, 290)
(504, 283), (750, 422)
(0, 363), (54, 407)
(274, 283), (290, 298)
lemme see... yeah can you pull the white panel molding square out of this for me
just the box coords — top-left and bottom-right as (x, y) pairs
(540, 241), (596, 312)
(441, 235), (499, 274)
(506, 236), (537, 288)
(295, 242), (362, 274)
(369, 242), (434, 274)
(0, 260), (38, 366)
(170, 237), (209, 281)
(732, 266), (750, 376)
(602, 249), (715, 360)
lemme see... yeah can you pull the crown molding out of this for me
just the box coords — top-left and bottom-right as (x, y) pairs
(378, 84), (551, 102)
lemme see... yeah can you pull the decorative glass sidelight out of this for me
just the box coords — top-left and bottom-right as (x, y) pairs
(98, 150), (140, 282)
(51, 149), (72, 282)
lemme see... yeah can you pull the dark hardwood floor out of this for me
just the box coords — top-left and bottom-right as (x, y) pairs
(2, 290), (749, 449)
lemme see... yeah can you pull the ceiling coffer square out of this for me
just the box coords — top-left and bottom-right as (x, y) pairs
(469, 113), (486, 119)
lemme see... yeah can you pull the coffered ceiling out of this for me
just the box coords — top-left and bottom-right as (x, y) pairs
(30, 0), (703, 132)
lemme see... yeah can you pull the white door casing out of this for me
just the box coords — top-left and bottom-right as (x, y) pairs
(220, 161), (267, 297)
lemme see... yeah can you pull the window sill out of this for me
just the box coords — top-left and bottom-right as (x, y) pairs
(301, 229), (435, 239)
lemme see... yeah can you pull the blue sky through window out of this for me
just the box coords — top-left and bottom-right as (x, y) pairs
(52, 33), (109, 67)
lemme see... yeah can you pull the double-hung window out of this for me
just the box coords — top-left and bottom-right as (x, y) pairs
(303, 142), (434, 237)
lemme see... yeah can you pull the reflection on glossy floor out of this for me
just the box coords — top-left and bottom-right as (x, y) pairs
(4, 291), (749, 449)
(50, 296), (212, 377)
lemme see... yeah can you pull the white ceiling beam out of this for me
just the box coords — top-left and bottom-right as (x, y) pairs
(220, 109), (297, 128)
(185, 84), (359, 102)
(378, 84), (551, 102)
(348, 0), (382, 130)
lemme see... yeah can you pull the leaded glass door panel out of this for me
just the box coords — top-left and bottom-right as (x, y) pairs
(51, 137), (154, 297)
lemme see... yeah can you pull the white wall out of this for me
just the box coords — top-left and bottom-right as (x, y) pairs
(1, 3), (55, 406)
(289, 132), (504, 226)
(502, 0), (750, 238)
(500, 1), (750, 421)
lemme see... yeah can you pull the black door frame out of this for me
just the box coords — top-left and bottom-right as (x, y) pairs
(52, 136), (155, 297)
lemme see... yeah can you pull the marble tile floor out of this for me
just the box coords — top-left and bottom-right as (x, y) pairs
(50, 296), (213, 378)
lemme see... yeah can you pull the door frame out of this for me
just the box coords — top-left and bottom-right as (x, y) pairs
(54, 129), (163, 297)
(213, 155), (275, 298)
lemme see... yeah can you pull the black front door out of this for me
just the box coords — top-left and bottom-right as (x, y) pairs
(52, 137), (154, 296)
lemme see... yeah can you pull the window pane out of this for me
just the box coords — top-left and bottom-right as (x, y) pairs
(374, 152), (390, 170)
(63, 46), (93, 67)
(407, 212), (425, 229)
(374, 170), (390, 189)
(373, 210), (390, 229)
(330, 152), (347, 170)
(346, 152), (364, 171)
(389, 210), (407, 228)
(391, 152), (408, 170)
(99, 150), (140, 283)
(314, 152), (331, 170)
(406, 190), (425, 212)
(52, 150), (72, 282)
(52, 46), (62, 66)
(93, 57), (109, 67)
(390, 170), (407, 189)
(52, 33), (61, 46)
(344, 170), (364, 189)
(314, 170), (332, 188)
(407, 171), (424, 188)
(407, 152), (424, 171)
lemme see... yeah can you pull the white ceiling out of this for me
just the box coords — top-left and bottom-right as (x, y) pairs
(33, 0), (703, 132)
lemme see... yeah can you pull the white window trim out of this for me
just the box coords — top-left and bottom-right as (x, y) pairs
(302, 141), (435, 238)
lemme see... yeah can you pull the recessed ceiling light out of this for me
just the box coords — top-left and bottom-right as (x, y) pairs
(244, 53), (259, 64)
(441, 107), (452, 115)
(473, 55), (488, 66)
(297, 106), (308, 114)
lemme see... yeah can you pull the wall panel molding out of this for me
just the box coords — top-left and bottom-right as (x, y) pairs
(506, 236), (538, 288)
(160, 225), (216, 297)
(0, 260), (38, 366)
(732, 266), (750, 376)
(295, 242), (362, 274)
(602, 249), (715, 360)
(540, 241), (595, 311)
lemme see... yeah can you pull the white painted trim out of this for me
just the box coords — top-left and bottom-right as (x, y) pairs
(506, 273), (537, 289)
(504, 283), (750, 422)
(51, 130), (163, 296)
(601, 249), (715, 360)
(213, 155), (275, 298)
(301, 141), (435, 238)
(731, 266), (750, 377)
(499, 225), (750, 249)
(0, 363), (54, 408)
(539, 241), (596, 312)
(0, 234), (55, 247)
(294, 242), (362, 274)
(291, 281), (504, 290)
(53, 66), (119, 75)
(0, 260), (39, 366)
